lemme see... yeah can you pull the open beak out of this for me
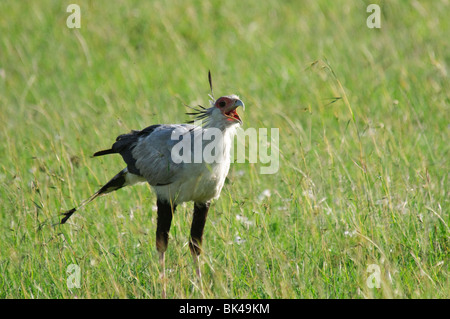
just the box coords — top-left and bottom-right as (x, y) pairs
(224, 99), (245, 124)
(233, 99), (245, 111)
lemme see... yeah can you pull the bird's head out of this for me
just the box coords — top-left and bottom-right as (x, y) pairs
(185, 72), (245, 129)
(186, 94), (245, 129)
(211, 95), (245, 125)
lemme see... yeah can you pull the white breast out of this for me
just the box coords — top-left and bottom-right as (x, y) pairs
(153, 127), (234, 204)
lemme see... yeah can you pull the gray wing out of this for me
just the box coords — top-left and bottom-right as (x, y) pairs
(131, 124), (195, 186)
(94, 123), (197, 186)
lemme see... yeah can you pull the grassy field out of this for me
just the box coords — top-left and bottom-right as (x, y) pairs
(0, 0), (448, 298)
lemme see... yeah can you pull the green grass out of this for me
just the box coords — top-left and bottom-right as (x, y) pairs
(0, 0), (448, 298)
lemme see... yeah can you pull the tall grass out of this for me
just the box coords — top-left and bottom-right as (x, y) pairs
(0, 0), (448, 298)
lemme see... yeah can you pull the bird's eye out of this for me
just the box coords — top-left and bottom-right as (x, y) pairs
(219, 101), (226, 107)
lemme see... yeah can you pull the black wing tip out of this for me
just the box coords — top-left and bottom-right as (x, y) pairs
(60, 208), (76, 224)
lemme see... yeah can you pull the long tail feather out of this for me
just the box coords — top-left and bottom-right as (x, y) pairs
(93, 149), (116, 157)
(60, 168), (128, 224)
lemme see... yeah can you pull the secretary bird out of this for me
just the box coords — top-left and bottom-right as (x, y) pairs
(60, 73), (244, 297)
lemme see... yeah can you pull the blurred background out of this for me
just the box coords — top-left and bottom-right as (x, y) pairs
(0, 0), (448, 298)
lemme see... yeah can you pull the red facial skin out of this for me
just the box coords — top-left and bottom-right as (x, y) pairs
(214, 96), (242, 122)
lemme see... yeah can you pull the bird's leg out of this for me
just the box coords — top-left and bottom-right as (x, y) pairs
(159, 251), (166, 299)
(189, 202), (210, 280)
(156, 199), (175, 299)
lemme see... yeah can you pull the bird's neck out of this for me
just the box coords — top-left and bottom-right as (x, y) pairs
(200, 121), (238, 163)
(203, 118), (239, 133)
